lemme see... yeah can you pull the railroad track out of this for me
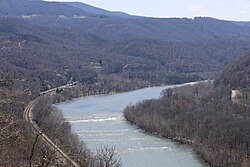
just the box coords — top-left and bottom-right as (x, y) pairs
(24, 91), (80, 167)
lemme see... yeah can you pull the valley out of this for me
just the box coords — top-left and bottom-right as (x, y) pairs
(1, 0), (250, 166)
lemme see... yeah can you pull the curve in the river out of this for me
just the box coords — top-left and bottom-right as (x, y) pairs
(56, 83), (209, 167)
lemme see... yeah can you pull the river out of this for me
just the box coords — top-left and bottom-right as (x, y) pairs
(56, 83), (209, 167)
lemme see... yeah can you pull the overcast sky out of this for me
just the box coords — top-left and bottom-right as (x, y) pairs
(45, 0), (250, 21)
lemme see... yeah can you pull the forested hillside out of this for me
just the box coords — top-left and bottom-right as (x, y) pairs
(215, 52), (250, 89)
(124, 81), (250, 167)
(64, 2), (132, 18)
(1, 16), (250, 90)
(0, 0), (250, 88)
(0, 0), (91, 16)
(124, 52), (250, 167)
(2, 1), (250, 85)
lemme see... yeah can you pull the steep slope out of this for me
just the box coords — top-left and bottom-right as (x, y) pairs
(215, 52), (250, 89)
(105, 39), (250, 73)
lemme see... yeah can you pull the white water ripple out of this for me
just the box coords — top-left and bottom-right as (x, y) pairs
(84, 133), (124, 137)
(128, 146), (174, 151)
(76, 129), (131, 133)
(69, 116), (122, 123)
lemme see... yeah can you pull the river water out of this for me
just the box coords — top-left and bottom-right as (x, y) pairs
(56, 83), (208, 167)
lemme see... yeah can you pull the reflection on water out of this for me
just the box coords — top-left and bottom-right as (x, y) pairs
(56, 83), (208, 167)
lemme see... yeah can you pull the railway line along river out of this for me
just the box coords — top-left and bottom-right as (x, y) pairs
(56, 83), (209, 167)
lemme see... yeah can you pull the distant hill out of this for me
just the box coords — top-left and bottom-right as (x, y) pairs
(0, 0), (91, 16)
(64, 2), (133, 18)
(237, 22), (250, 27)
(0, 0), (132, 18)
(1, 0), (250, 42)
(1, 0), (250, 87)
(1, 0), (249, 42)
(26, 16), (250, 42)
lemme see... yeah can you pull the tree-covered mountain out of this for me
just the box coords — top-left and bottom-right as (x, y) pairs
(26, 16), (250, 42)
(237, 21), (250, 27)
(1, 0), (250, 94)
(0, 0), (250, 91)
(2, 17), (250, 92)
(1, 0), (250, 42)
(0, 0), (93, 17)
(64, 2), (133, 18)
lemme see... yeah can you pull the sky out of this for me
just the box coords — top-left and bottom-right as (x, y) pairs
(45, 0), (250, 21)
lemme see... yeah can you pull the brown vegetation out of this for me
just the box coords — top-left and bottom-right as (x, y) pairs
(124, 81), (250, 167)
(0, 85), (122, 166)
(215, 52), (250, 89)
